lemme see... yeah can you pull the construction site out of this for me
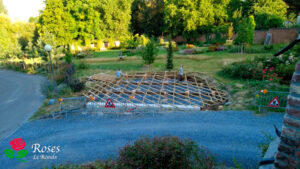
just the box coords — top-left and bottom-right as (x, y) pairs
(82, 72), (228, 114)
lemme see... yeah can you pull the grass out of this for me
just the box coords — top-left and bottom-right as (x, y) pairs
(93, 50), (122, 58)
(77, 50), (271, 80)
(30, 100), (52, 120)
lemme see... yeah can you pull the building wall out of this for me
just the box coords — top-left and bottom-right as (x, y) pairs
(274, 61), (300, 169)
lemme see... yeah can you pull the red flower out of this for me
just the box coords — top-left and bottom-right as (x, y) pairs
(262, 68), (267, 74)
(269, 78), (273, 81)
(10, 138), (26, 151)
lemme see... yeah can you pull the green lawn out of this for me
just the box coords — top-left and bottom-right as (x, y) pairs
(75, 50), (271, 81)
(93, 50), (122, 58)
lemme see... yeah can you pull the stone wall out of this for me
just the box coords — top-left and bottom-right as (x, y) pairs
(275, 61), (300, 169)
(173, 28), (298, 44)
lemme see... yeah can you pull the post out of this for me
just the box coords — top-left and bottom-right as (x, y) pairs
(44, 45), (56, 87)
(48, 51), (56, 86)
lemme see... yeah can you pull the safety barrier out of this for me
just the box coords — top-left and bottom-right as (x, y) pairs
(253, 90), (289, 112)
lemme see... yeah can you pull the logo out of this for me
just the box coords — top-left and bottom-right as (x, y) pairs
(4, 138), (28, 162)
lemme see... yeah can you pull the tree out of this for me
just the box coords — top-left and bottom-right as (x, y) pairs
(255, 13), (284, 30)
(283, 0), (300, 13)
(131, 0), (165, 37)
(166, 38), (173, 71)
(213, 0), (230, 25)
(39, 0), (77, 46)
(0, 14), (21, 58)
(253, 0), (288, 21)
(141, 38), (158, 67)
(163, 0), (215, 39)
(0, 0), (7, 15)
(235, 19), (248, 45)
(247, 15), (255, 45)
(227, 23), (234, 40)
(13, 22), (36, 51)
(39, 0), (133, 47)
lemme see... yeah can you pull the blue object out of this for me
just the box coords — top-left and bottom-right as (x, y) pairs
(49, 99), (55, 105)
(179, 67), (183, 75)
(116, 70), (123, 78)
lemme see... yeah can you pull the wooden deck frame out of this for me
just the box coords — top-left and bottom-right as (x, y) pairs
(84, 72), (228, 111)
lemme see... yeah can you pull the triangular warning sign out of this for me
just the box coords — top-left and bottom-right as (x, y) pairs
(268, 97), (280, 108)
(105, 98), (115, 108)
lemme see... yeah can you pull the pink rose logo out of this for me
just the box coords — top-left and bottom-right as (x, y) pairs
(4, 138), (28, 162)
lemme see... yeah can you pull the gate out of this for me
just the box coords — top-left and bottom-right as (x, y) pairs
(254, 90), (289, 112)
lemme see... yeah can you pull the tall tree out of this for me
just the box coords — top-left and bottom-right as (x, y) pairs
(131, 0), (165, 37)
(247, 15), (255, 45)
(253, 0), (288, 20)
(213, 0), (230, 25)
(39, 0), (77, 46)
(13, 22), (36, 50)
(0, 14), (21, 58)
(166, 38), (173, 71)
(39, 0), (133, 47)
(163, 0), (215, 38)
(284, 0), (300, 13)
(0, 0), (7, 15)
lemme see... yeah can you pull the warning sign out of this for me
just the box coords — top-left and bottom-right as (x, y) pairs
(268, 97), (280, 108)
(105, 98), (115, 108)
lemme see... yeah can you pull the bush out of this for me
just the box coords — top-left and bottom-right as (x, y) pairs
(222, 51), (299, 83)
(78, 61), (88, 69)
(184, 49), (197, 55)
(64, 51), (72, 64)
(42, 81), (57, 99)
(255, 14), (284, 30)
(76, 51), (92, 59)
(118, 136), (215, 169)
(46, 136), (216, 169)
(141, 38), (158, 66)
(166, 38), (174, 70)
(69, 79), (85, 92)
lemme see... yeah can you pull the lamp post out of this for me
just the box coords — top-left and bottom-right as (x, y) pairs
(44, 44), (56, 86)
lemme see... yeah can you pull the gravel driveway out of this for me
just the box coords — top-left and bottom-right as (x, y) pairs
(0, 111), (283, 169)
(0, 69), (45, 140)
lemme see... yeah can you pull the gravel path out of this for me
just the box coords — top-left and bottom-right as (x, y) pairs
(0, 111), (283, 169)
(0, 69), (45, 140)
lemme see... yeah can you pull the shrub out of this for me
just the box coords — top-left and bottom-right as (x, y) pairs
(69, 79), (85, 92)
(118, 136), (215, 169)
(255, 14), (284, 30)
(58, 85), (72, 96)
(222, 51), (299, 83)
(78, 61), (88, 69)
(141, 38), (158, 66)
(42, 81), (57, 99)
(235, 19), (248, 44)
(186, 44), (195, 48)
(46, 136), (216, 169)
(64, 51), (72, 64)
(184, 49), (197, 55)
(166, 38), (174, 70)
(76, 51), (92, 59)
(247, 15), (256, 45)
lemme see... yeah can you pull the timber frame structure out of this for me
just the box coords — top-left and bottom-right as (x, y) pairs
(84, 72), (228, 111)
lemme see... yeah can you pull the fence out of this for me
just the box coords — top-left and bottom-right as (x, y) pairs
(253, 90), (289, 112)
(49, 96), (87, 119)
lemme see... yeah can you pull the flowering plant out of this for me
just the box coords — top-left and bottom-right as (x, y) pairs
(262, 67), (281, 82)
